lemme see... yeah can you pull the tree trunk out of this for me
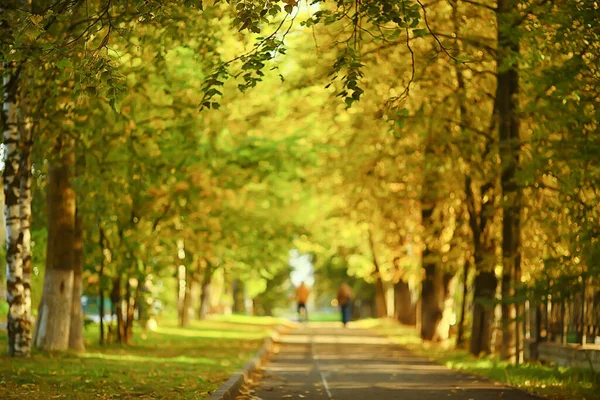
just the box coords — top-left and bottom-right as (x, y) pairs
(68, 210), (85, 351)
(122, 278), (132, 344)
(450, 0), (471, 345)
(125, 279), (136, 344)
(198, 263), (214, 320)
(98, 226), (106, 345)
(470, 270), (497, 355)
(456, 260), (470, 348)
(181, 272), (192, 327)
(99, 284), (105, 345)
(420, 265), (437, 341)
(19, 61), (34, 339)
(394, 279), (415, 325)
(374, 279), (387, 318)
(464, 172), (499, 356)
(232, 279), (246, 314)
(111, 276), (124, 343)
(497, 0), (521, 363)
(35, 137), (76, 351)
(421, 261), (452, 341)
(367, 229), (388, 318)
(3, 66), (32, 356)
(420, 199), (444, 341)
(468, 225), (498, 356)
(19, 121), (33, 345)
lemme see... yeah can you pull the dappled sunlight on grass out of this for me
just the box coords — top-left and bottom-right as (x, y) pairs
(155, 325), (266, 340)
(372, 319), (600, 400)
(0, 315), (279, 399)
(440, 351), (599, 399)
(207, 314), (285, 326)
(79, 351), (221, 365)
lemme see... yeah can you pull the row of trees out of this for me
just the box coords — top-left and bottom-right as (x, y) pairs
(298, 0), (600, 362)
(1, 0), (319, 355)
(2, 0), (598, 366)
(2, 0), (425, 356)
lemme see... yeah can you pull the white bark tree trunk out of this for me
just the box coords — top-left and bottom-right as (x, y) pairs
(19, 91), (33, 348)
(3, 67), (32, 356)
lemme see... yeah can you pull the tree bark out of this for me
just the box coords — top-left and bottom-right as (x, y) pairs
(125, 278), (136, 344)
(111, 276), (124, 343)
(35, 136), (76, 351)
(367, 229), (388, 318)
(450, 1), (470, 349)
(69, 210), (85, 351)
(419, 200), (446, 341)
(98, 226), (106, 345)
(497, 0), (522, 363)
(19, 114), (33, 345)
(232, 279), (246, 314)
(99, 282), (105, 345)
(3, 64), (32, 356)
(181, 270), (192, 327)
(470, 270), (497, 354)
(198, 261), (214, 320)
(456, 260), (470, 348)
(465, 176), (498, 355)
(394, 279), (415, 325)
(421, 261), (452, 341)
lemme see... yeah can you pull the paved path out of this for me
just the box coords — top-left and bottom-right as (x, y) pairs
(239, 322), (541, 400)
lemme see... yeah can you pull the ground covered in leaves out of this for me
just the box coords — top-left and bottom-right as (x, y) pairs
(0, 315), (281, 399)
(373, 320), (600, 400)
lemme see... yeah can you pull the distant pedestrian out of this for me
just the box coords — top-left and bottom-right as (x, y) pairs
(337, 283), (354, 327)
(295, 282), (310, 321)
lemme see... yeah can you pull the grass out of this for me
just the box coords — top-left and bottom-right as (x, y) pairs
(0, 315), (283, 399)
(375, 320), (600, 400)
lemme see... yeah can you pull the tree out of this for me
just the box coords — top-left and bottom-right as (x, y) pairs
(34, 136), (76, 351)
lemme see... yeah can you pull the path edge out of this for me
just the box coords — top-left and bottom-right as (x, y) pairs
(207, 322), (291, 400)
(370, 319), (548, 400)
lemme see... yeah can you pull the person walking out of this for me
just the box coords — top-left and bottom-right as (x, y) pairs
(295, 282), (310, 321)
(337, 283), (354, 327)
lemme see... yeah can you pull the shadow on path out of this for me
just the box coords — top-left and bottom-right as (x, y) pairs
(238, 322), (542, 400)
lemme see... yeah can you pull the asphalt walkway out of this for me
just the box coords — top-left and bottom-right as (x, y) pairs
(238, 322), (541, 400)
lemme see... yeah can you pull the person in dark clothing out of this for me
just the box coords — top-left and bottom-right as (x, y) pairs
(337, 283), (354, 327)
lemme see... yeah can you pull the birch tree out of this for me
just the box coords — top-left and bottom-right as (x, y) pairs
(3, 63), (32, 357)
(2, 1), (33, 356)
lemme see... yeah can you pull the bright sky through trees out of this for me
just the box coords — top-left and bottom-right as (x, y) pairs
(289, 249), (314, 287)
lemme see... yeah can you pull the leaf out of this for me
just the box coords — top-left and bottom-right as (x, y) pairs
(412, 28), (428, 38)
(56, 58), (73, 70)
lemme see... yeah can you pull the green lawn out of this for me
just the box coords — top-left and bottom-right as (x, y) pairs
(375, 320), (600, 400)
(0, 316), (283, 399)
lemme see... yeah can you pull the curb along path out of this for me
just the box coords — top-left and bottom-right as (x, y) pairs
(233, 322), (544, 400)
(208, 322), (294, 400)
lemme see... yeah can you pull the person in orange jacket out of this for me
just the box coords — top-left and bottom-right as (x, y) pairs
(295, 282), (310, 321)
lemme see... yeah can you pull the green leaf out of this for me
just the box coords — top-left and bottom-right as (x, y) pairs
(56, 58), (73, 70)
(412, 29), (428, 38)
